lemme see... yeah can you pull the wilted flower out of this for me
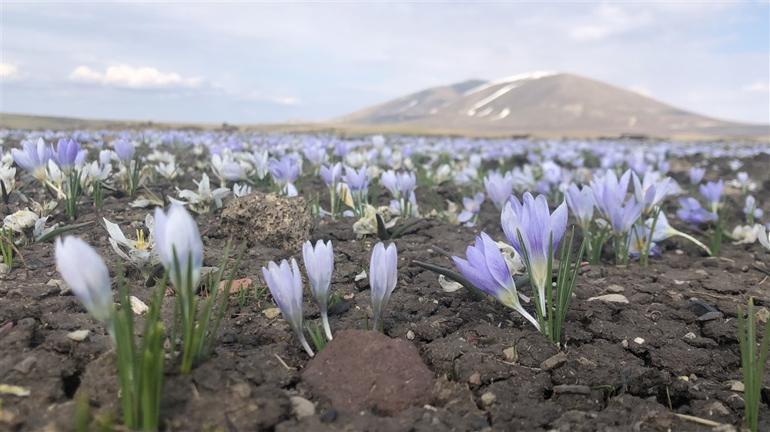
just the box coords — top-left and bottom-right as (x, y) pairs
(501, 193), (567, 314)
(650, 212), (711, 254)
(731, 224), (765, 245)
(153, 205), (203, 290)
(484, 171), (513, 209)
(452, 233), (539, 329)
(303, 240), (334, 340)
(262, 258), (314, 357)
(55, 236), (113, 325)
(369, 242), (398, 331)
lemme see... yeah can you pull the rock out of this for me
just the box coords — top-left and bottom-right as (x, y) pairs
(706, 401), (731, 416)
(606, 284), (625, 293)
(406, 330), (415, 340)
(729, 381), (745, 392)
(47, 279), (68, 294)
(220, 277), (252, 294)
(0, 263), (9, 275)
(13, 356), (37, 374)
(480, 392), (496, 406)
(130, 296), (149, 315)
(220, 192), (313, 251)
(588, 294), (629, 304)
(503, 346), (518, 363)
(541, 352), (567, 371)
(683, 332), (697, 340)
(67, 330), (90, 342)
(263, 307), (281, 319)
(756, 307), (769, 324)
(302, 329), (434, 415)
(290, 396), (315, 418)
(468, 372), (481, 386)
(633, 337), (645, 345)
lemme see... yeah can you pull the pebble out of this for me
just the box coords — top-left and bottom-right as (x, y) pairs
(756, 307), (769, 324)
(130, 296), (149, 315)
(706, 401), (731, 416)
(468, 372), (481, 385)
(67, 329), (90, 341)
(729, 381), (745, 392)
(290, 396), (315, 418)
(540, 352), (567, 370)
(606, 284), (625, 293)
(588, 294), (629, 304)
(0, 263), (9, 275)
(480, 392), (496, 406)
(633, 337), (645, 345)
(262, 308), (281, 319)
(683, 332), (697, 340)
(503, 346), (517, 363)
(47, 279), (68, 294)
(406, 330), (415, 340)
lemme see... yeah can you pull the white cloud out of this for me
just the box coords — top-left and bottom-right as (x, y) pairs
(69, 64), (203, 89)
(743, 82), (770, 93)
(0, 63), (20, 80)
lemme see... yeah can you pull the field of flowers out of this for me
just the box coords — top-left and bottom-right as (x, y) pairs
(1, 130), (769, 431)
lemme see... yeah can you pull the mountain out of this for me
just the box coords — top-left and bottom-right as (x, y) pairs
(337, 72), (770, 139)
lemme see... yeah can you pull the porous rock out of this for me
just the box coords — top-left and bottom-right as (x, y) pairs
(219, 192), (313, 251)
(302, 329), (434, 415)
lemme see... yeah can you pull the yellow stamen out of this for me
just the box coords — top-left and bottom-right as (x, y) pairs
(135, 229), (147, 250)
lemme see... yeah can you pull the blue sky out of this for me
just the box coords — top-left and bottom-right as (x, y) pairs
(1, 2), (768, 124)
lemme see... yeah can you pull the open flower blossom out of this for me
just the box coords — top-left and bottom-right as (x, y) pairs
(699, 180), (724, 213)
(343, 165), (369, 192)
(262, 258), (314, 357)
(688, 167), (705, 184)
(484, 171), (514, 209)
(103, 214), (157, 270)
(55, 236), (113, 325)
(302, 240), (334, 341)
(112, 139), (136, 162)
(591, 170), (642, 235)
(565, 183), (594, 229)
(320, 162), (343, 187)
(153, 204), (203, 290)
(453, 233), (539, 330)
(369, 242), (398, 331)
(54, 138), (86, 169)
(457, 193), (485, 227)
(676, 197), (717, 226)
(12, 138), (53, 181)
(501, 193), (567, 315)
(177, 173), (230, 213)
(269, 155), (301, 197)
(380, 170), (416, 200)
(632, 171), (677, 214)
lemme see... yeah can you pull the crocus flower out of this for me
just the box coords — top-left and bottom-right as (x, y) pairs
(565, 184), (594, 229)
(113, 139), (135, 162)
(303, 240), (334, 341)
(380, 170), (416, 199)
(320, 162), (343, 187)
(343, 165), (369, 192)
(452, 233), (539, 330)
(591, 170), (642, 235)
(12, 138), (53, 180)
(369, 242), (397, 331)
(484, 171), (514, 209)
(269, 155), (301, 196)
(649, 212), (710, 254)
(688, 167), (705, 185)
(501, 193), (567, 314)
(153, 204), (203, 290)
(633, 171), (677, 214)
(262, 258), (314, 357)
(699, 180), (723, 213)
(55, 138), (86, 169)
(55, 236), (113, 325)
(676, 197), (717, 226)
(457, 193), (485, 227)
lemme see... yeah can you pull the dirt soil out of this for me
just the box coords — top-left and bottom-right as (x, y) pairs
(1, 151), (770, 431)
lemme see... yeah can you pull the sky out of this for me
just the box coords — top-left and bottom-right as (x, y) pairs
(1, 1), (769, 125)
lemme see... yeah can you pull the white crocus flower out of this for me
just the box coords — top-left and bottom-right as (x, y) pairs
(731, 224), (765, 245)
(177, 173), (230, 214)
(0, 165), (16, 196)
(103, 214), (157, 270)
(233, 183), (252, 197)
(155, 160), (178, 180)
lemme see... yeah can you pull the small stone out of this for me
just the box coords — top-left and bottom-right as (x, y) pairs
(13, 356), (37, 374)
(633, 337), (645, 345)
(130, 296), (149, 315)
(263, 308), (281, 319)
(621, 339), (629, 348)
(67, 330), (90, 341)
(0, 263), (9, 275)
(755, 307), (769, 324)
(729, 381), (745, 392)
(47, 279), (68, 294)
(220, 277), (252, 294)
(503, 346), (518, 363)
(406, 330), (415, 340)
(540, 352), (567, 371)
(606, 284), (625, 293)
(468, 372), (481, 385)
(706, 401), (731, 416)
(588, 294), (629, 304)
(290, 396), (315, 418)
(683, 332), (697, 340)
(695, 269), (710, 275)
(480, 392), (496, 406)
(354, 271), (368, 282)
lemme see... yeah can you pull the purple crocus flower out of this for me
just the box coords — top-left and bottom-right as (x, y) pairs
(452, 232), (539, 330)
(744, 195), (763, 221)
(369, 242), (397, 331)
(12, 138), (53, 179)
(676, 197), (717, 226)
(591, 169), (642, 234)
(269, 155), (301, 196)
(380, 170), (416, 199)
(501, 193), (567, 313)
(262, 258), (314, 357)
(342, 165), (369, 192)
(457, 193), (485, 227)
(484, 171), (514, 209)
(302, 240), (334, 341)
(633, 171), (676, 214)
(55, 138), (86, 168)
(565, 184), (594, 229)
(699, 180), (723, 212)
(320, 162), (342, 187)
(112, 139), (135, 162)
(689, 167), (705, 185)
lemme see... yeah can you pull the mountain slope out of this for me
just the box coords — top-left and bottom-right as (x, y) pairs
(337, 72), (769, 138)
